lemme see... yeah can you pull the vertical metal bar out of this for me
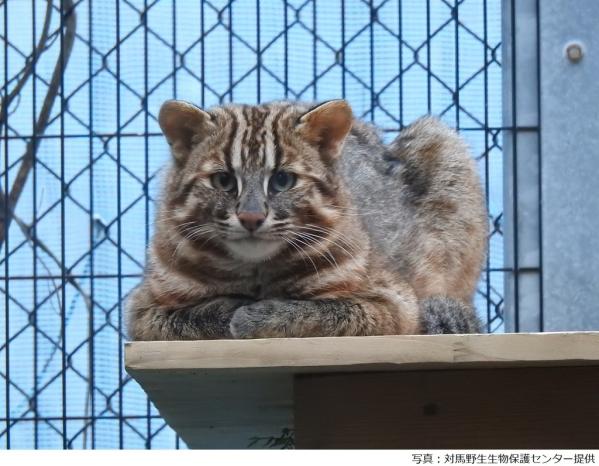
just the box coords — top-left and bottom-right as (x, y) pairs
(509, 0), (520, 332)
(173, 0), (177, 99)
(284, 0), (289, 99)
(31, 0), (39, 449)
(426, 0), (431, 113)
(398, 0), (403, 128)
(3, 0), (10, 449)
(483, 0), (491, 333)
(143, 0), (150, 450)
(535, 0), (543, 332)
(454, 0), (460, 127)
(369, 0), (374, 121)
(256, 0), (261, 102)
(200, 0), (205, 107)
(59, 0), (67, 449)
(502, 0), (541, 333)
(228, 1), (233, 103)
(341, 0), (345, 99)
(87, 0), (96, 449)
(116, 0), (124, 449)
(312, 0), (316, 101)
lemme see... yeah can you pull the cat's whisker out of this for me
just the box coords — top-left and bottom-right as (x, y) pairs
(281, 237), (310, 270)
(299, 224), (363, 253)
(171, 240), (187, 262)
(170, 226), (216, 262)
(197, 232), (220, 249)
(159, 208), (187, 216)
(308, 224), (363, 250)
(322, 203), (377, 211)
(322, 206), (386, 218)
(335, 211), (382, 218)
(291, 229), (362, 269)
(187, 227), (216, 242)
(268, 222), (291, 232)
(159, 211), (194, 221)
(176, 222), (206, 235)
(291, 229), (361, 271)
(158, 217), (186, 226)
(178, 224), (209, 238)
(280, 235), (321, 281)
(295, 227), (358, 256)
(322, 203), (386, 215)
(286, 231), (341, 273)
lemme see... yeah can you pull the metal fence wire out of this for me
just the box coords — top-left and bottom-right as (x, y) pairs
(1, 0), (509, 449)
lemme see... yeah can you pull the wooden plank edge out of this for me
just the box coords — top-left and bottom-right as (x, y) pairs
(124, 331), (599, 373)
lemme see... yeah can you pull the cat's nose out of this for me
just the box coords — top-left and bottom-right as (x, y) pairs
(237, 211), (266, 232)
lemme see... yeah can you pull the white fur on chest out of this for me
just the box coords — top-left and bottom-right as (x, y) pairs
(224, 238), (285, 263)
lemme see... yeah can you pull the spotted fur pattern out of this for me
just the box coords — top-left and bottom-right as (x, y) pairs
(126, 100), (487, 340)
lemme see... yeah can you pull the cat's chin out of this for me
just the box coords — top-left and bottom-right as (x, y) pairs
(224, 238), (285, 263)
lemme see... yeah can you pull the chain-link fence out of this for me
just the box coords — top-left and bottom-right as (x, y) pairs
(1, 0), (506, 448)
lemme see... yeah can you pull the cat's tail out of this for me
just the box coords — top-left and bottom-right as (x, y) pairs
(419, 296), (483, 334)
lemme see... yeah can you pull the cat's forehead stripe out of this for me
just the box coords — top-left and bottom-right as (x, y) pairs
(229, 106), (247, 171)
(218, 104), (304, 175)
(240, 106), (252, 167)
(277, 106), (300, 167)
(262, 109), (277, 171)
(271, 108), (283, 168)
(226, 105), (274, 172)
(221, 107), (238, 172)
(252, 106), (270, 169)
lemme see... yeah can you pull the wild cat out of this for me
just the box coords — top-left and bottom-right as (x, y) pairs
(126, 99), (487, 340)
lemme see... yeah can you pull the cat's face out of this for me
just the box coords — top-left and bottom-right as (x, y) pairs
(158, 100), (354, 263)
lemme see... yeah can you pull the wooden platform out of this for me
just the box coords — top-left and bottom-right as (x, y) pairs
(125, 332), (599, 449)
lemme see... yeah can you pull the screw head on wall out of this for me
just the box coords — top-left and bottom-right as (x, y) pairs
(565, 42), (584, 63)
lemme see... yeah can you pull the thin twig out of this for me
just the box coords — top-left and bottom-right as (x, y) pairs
(0, 0), (53, 135)
(0, 1), (82, 445)
(11, 213), (92, 314)
(12, 209), (94, 449)
(0, 0), (76, 249)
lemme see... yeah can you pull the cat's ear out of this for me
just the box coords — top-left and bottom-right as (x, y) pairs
(158, 100), (215, 162)
(298, 100), (353, 162)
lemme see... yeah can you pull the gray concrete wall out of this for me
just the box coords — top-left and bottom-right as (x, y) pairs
(503, 0), (599, 331)
(540, 0), (599, 330)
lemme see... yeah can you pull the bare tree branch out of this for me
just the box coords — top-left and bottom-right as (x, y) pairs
(11, 212), (92, 313)
(0, 0), (76, 249)
(0, 1), (87, 446)
(0, 0), (53, 135)
(12, 208), (95, 449)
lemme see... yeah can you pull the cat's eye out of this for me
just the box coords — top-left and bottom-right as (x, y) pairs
(210, 172), (237, 192)
(269, 170), (296, 193)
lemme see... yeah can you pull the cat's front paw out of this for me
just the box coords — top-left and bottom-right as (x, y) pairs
(229, 300), (287, 339)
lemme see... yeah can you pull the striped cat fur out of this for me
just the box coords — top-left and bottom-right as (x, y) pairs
(127, 100), (487, 340)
